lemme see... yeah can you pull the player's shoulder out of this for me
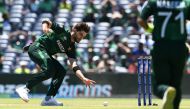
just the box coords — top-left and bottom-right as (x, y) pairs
(148, 0), (156, 2)
(147, 0), (157, 3)
(182, 0), (190, 9)
(144, 0), (157, 6)
(184, 0), (190, 4)
(184, 0), (190, 2)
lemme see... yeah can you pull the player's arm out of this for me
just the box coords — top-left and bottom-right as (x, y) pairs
(68, 58), (96, 88)
(42, 18), (65, 34)
(137, 18), (153, 33)
(22, 19), (52, 52)
(137, 1), (154, 33)
(137, 18), (149, 30)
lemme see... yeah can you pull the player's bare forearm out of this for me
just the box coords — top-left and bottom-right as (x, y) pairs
(68, 58), (85, 80)
(68, 58), (96, 87)
(75, 70), (86, 81)
(74, 67), (96, 87)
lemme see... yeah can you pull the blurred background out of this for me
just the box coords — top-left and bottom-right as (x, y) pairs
(0, 0), (189, 98)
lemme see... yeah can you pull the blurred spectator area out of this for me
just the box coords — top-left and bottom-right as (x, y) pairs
(0, 0), (190, 74)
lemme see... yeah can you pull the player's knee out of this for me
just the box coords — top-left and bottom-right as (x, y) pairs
(42, 68), (54, 78)
(44, 71), (53, 78)
(59, 70), (66, 78)
(57, 67), (66, 77)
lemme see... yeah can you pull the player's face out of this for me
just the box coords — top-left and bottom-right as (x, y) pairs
(74, 31), (87, 43)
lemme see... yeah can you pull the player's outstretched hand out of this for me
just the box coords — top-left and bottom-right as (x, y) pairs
(83, 78), (96, 88)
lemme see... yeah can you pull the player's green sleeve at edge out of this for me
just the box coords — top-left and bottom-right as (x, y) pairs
(137, 0), (155, 34)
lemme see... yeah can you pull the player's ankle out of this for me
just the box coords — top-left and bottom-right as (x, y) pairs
(45, 96), (53, 101)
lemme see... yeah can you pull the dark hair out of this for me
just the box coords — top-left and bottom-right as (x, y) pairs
(74, 22), (90, 33)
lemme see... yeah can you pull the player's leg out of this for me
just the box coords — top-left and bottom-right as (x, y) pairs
(16, 44), (55, 102)
(46, 59), (66, 96)
(26, 49), (55, 90)
(41, 59), (66, 106)
(170, 45), (188, 109)
(151, 47), (171, 98)
(170, 67), (182, 109)
(151, 46), (175, 109)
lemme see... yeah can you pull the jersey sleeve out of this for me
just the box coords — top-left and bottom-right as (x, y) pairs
(66, 45), (76, 59)
(140, 0), (154, 20)
(188, 2), (190, 20)
(51, 22), (66, 34)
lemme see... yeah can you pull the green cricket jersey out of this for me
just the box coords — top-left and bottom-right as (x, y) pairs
(36, 22), (76, 58)
(140, 0), (190, 41)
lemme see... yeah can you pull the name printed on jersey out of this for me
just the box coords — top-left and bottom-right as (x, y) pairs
(157, 0), (185, 9)
(57, 40), (65, 52)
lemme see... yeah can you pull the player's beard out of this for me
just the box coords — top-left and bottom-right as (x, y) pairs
(73, 34), (79, 43)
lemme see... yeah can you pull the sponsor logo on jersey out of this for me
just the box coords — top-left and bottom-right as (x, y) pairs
(57, 40), (65, 52)
(157, 0), (185, 9)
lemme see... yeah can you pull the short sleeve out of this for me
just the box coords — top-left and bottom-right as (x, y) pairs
(66, 45), (76, 59)
(188, 2), (190, 20)
(140, 0), (154, 20)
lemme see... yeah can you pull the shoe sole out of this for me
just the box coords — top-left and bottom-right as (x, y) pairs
(162, 87), (176, 109)
(15, 89), (29, 103)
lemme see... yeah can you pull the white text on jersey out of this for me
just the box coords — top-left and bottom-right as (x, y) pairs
(157, 0), (185, 9)
(57, 40), (65, 52)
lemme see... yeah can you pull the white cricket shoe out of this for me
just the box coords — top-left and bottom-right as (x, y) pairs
(162, 86), (176, 109)
(41, 96), (63, 106)
(16, 85), (30, 102)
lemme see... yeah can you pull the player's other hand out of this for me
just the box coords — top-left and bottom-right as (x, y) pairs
(83, 78), (96, 88)
(145, 23), (154, 33)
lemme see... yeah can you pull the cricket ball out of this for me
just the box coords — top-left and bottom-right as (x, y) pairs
(103, 101), (108, 106)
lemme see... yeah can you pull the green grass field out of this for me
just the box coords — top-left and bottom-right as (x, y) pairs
(0, 98), (189, 109)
